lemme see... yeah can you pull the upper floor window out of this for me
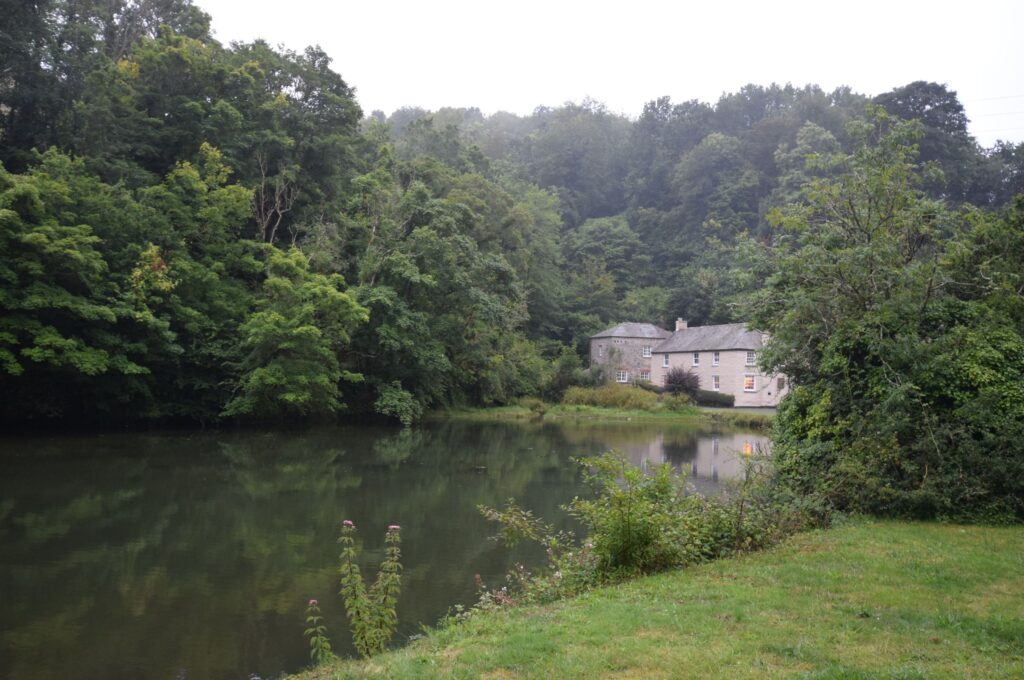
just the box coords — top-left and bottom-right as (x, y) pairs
(745, 350), (756, 366)
(712, 351), (720, 366)
(662, 354), (670, 368)
(597, 345), (604, 358)
(692, 352), (700, 366)
(642, 346), (651, 358)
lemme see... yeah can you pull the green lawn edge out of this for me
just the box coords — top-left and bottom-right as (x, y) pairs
(292, 520), (1024, 679)
(429, 404), (773, 429)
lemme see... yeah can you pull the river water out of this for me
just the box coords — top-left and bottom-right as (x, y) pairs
(0, 419), (768, 679)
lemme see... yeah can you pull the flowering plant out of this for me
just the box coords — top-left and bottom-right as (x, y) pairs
(337, 520), (403, 657)
(303, 598), (335, 665)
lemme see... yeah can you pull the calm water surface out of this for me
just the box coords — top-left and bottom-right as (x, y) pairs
(0, 419), (768, 679)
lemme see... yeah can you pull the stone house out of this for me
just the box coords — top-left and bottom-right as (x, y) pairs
(589, 319), (788, 408)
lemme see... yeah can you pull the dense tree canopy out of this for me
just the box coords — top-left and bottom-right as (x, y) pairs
(1, 0), (1021, 451)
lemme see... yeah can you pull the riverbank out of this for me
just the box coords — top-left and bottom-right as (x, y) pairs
(433, 404), (774, 429)
(293, 520), (1024, 679)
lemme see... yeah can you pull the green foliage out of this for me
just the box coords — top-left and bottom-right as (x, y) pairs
(561, 385), (659, 411)
(373, 381), (423, 427)
(664, 367), (700, 396)
(754, 107), (1024, 522)
(337, 521), (404, 658)
(694, 390), (735, 407)
(303, 599), (336, 666)
(569, 454), (687, 573)
(477, 451), (792, 605)
(1, 1), (1021, 429)
(222, 247), (368, 420)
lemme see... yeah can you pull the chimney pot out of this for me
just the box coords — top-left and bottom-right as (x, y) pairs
(676, 318), (688, 331)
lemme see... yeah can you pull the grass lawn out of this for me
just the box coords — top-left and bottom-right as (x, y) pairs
(294, 520), (1023, 679)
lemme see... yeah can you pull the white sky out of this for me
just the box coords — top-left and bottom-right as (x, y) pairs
(195, 0), (1024, 147)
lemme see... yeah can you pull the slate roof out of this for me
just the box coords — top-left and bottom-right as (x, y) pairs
(653, 322), (764, 353)
(591, 322), (671, 340)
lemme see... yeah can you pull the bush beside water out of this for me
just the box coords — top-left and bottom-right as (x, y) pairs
(474, 451), (800, 608)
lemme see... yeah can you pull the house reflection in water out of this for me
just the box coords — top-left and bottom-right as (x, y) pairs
(616, 430), (771, 495)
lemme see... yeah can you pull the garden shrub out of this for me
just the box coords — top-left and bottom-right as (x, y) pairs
(664, 367), (700, 396)
(694, 389), (735, 407)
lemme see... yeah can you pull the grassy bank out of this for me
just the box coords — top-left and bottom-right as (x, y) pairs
(294, 521), (1023, 679)
(433, 404), (773, 429)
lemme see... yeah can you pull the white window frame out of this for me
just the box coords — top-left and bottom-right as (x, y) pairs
(712, 375), (720, 391)
(745, 350), (756, 366)
(597, 345), (604, 358)
(743, 374), (756, 392)
(692, 352), (700, 366)
(639, 371), (651, 381)
(616, 370), (629, 383)
(712, 351), (720, 366)
(662, 354), (670, 368)
(642, 346), (651, 358)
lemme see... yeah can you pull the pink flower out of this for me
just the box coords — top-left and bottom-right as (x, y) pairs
(342, 519), (354, 527)
(308, 598), (318, 607)
(387, 524), (400, 531)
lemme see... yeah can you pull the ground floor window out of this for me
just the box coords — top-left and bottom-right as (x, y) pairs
(616, 370), (629, 383)
(712, 375), (720, 391)
(743, 374), (756, 392)
(639, 371), (651, 381)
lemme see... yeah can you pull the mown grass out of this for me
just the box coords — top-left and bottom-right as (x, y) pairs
(293, 521), (1023, 679)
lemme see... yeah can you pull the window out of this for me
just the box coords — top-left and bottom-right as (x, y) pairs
(743, 441), (754, 456)
(642, 346), (651, 358)
(692, 352), (700, 366)
(745, 350), (756, 366)
(777, 377), (786, 391)
(712, 351), (720, 366)
(711, 436), (719, 456)
(662, 354), (669, 368)
(743, 374), (756, 392)
(639, 371), (651, 381)
(712, 375), (720, 391)
(616, 370), (628, 383)
(597, 345), (604, 358)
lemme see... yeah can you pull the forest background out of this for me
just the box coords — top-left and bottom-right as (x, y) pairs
(2, 0), (1022, 440)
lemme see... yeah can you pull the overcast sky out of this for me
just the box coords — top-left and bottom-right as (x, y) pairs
(194, 0), (1024, 147)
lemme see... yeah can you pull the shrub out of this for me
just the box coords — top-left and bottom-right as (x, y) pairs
(694, 389), (735, 407)
(478, 451), (800, 605)
(664, 367), (700, 396)
(561, 384), (659, 411)
(660, 393), (692, 412)
(569, 454), (686, 573)
(635, 380), (665, 395)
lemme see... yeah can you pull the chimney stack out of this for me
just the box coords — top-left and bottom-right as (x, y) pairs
(675, 318), (688, 331)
